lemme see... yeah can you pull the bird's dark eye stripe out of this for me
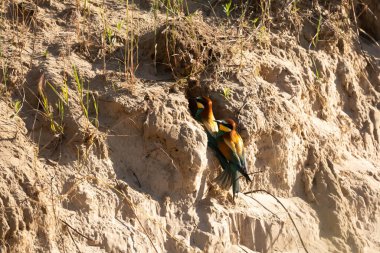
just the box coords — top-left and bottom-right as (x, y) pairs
(219, 121), (232, 129)
(196, 97), (205, 104)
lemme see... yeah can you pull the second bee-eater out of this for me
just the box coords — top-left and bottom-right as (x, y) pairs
(215, 119), (252, 199)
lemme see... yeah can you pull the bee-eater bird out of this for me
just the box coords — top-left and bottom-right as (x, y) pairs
(189, 97), (242, 199)
(190, 96), (237, 189)
(189, 96), (218, 136)
(214, 119), (252, 197)
(189, 96), (227, 157)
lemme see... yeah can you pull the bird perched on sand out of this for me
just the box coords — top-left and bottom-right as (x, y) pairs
(214, 119), (251, 199)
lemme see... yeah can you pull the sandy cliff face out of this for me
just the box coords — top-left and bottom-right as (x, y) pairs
(0, 0), (379, 252)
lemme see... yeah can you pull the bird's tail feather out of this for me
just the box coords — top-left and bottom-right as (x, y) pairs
(240, 170), (252, 183)
(214, 169), (240, 200)
(214, 169), (233, 190)
(232, 171), (240, 200)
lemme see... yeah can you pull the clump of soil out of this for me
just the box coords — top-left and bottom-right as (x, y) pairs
(154, 16), (223, 78)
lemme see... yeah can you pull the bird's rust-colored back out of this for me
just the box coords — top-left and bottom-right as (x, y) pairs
(217, 139), (233, 161)
(224, 119), (243, 150)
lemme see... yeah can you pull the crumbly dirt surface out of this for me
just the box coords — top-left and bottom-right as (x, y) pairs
(0, 0), (380, 252)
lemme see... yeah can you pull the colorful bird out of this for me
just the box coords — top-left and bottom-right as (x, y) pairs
(215, 119), (252, 198)
(189, 96), (227, 158)
(189, 96), (218, 136)
(189, 97), (246, 200)
(189, 97), (235, 183)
